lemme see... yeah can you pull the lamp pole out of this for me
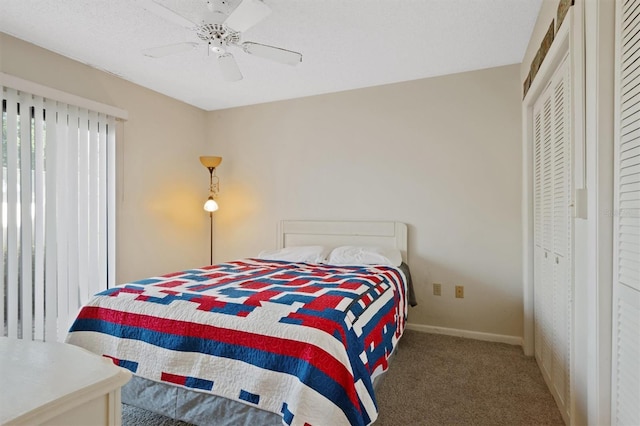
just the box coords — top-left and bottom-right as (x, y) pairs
(207, 166), (214, 265)
(199, 156), (221, 266)
(209, 211), (213, 265)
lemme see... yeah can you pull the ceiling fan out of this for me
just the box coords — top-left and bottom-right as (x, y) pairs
(141, 0), (303, 81)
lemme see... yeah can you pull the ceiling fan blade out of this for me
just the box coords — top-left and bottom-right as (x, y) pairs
(224, 0), (271, 32)
(242, 42), (302, 66)
(218, 53), (243, 81)
(142, 42), (199, 58)
(142, 0), (197, 28)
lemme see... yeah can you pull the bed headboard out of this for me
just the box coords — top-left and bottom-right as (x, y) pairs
(278, 220), (408, 263)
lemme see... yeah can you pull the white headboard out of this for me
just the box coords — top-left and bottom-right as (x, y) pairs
(278, 220), (408, 263)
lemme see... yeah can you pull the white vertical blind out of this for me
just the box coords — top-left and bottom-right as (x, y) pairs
(6, 88), (19, 339)
(98, 115), (108, 294)
(88, 112), (99, 298)
(107, 117), (116, 290)
(612, 1), (640, 424)
(0, 97), (3, 337)
(44, 101), (58, 342)
(66, 105), (80, 332)
(78, 107), (89, 306)
(19, 91), (33, 341)
(33, 96), (45, 341)
(1, 86), (117, 342)
(55, 102), (70, 340)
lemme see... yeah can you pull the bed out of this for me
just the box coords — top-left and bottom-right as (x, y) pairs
(66, 220), (414, 426)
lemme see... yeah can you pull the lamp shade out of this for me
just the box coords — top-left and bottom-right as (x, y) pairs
(204, 196), (219, 212)
(200, 156), (222, 168)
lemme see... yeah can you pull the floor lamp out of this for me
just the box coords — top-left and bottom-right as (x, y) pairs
(200, 156), (221, 265)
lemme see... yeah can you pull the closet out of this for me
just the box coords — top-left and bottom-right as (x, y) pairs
(526, 2), (640, 424)
(532, 53), (572, 423)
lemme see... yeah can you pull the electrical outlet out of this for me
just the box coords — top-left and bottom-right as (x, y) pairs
(455, 285), (464, 298)
(433, 283), (442, 296)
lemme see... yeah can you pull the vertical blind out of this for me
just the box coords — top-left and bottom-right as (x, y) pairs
(1, 85), (116, 342)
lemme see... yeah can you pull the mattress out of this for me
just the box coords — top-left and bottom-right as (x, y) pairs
(67, 259), (410, 425)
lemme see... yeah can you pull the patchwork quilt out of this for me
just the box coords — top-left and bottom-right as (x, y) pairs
(66, 259), (408, 426)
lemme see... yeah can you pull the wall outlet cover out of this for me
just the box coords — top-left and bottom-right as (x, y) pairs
(433, 283), (442, 296)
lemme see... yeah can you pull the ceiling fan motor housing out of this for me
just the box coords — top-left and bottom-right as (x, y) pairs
(197, 23), (240, 47)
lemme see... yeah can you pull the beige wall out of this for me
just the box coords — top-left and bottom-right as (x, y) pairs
(207, 64), (524, 338)
(1, 32), (524, 338)
(1, 33), (210, 283)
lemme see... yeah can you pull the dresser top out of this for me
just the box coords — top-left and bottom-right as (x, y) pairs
(0, 337), (131, 424)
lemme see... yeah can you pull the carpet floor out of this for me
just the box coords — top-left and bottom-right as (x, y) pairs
(122, 330), (565, 425)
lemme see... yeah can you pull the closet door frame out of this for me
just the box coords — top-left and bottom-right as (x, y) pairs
(522, 7), (574, 355)
(584, 1), (615, 424)
(522, 7), (584, 424)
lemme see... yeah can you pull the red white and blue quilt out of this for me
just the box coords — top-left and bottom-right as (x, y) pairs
(66, 258), (408, 426)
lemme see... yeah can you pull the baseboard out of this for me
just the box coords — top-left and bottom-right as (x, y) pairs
(405, 323), (523, 346)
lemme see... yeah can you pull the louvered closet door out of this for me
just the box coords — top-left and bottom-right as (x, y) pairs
(613, 1), (640, 424)
(534, 94), (555, 379)
(534, 102), (544, 364)
(551, 61), (571, 408)
(532, 53), (572, 423)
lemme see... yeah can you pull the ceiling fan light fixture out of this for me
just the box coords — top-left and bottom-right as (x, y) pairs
(210, 45), (225, 55)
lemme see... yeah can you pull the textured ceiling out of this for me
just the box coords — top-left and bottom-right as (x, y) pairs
(0, 0), (542, 111)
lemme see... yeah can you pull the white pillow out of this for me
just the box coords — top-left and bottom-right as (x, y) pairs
(257, 245), (329, 263)
(327, 246), (402, 267)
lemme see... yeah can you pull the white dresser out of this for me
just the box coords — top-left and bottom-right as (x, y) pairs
(0, 337), (131, 425)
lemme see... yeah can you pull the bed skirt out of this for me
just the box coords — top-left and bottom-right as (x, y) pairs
(122, 348), (396, 426)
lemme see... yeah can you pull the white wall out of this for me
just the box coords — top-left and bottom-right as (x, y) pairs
(207, 64), (524, 338)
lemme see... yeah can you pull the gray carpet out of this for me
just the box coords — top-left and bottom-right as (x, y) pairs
(122, 330), (564, 425)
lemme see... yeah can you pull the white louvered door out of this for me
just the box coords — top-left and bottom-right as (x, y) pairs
(552, 61), (571, 409)
(532, 53), (572, 423)
(534, 101), (544, 364)
(612, 1), (640, 424)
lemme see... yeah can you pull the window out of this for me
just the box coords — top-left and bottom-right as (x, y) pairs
(1, 81), (119, 342)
